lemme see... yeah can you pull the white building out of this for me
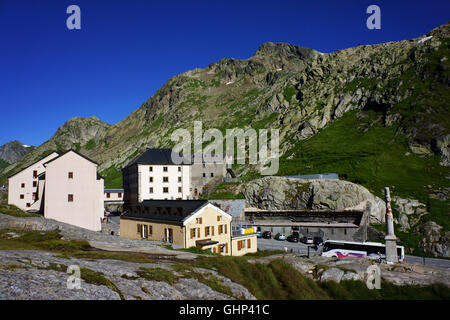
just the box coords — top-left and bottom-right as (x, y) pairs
(8, 149), (104, 231)
(122, 149), (191, 203)
(8, 152), (60, 211)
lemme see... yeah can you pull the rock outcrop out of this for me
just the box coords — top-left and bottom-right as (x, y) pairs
(242, 176), (386, 223)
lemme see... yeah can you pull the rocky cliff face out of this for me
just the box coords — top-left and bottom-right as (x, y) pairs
(0, 141), (34, 166)
(241, 176), (386, 223)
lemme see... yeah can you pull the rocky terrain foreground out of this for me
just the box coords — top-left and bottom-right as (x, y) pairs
(0, 213), (449, 300)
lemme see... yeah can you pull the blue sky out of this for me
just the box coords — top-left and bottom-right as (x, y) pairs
(0, 0), (449, 146)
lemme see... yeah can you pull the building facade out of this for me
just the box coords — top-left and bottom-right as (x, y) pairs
(104, 189), (124, 204)
(122, 149), (191, 204)
(120, 200), (257, 256)
(43, 150), (104, 231)
(8, 152), (60, 211)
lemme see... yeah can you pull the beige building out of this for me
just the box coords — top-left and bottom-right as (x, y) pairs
(120, 200), (257, 256)
(8, 152), (60, 211)
(8, 149), (104, 232)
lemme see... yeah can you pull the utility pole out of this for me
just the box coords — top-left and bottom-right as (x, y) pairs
(384, 187), (398, 263)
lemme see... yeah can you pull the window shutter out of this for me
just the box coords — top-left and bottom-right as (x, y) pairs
(199, 217), (202, 224)
(225, 243), (228, 253)
(211, 226), (214, 236)
(217, 215), (220, 221)
(237, 241), (241, 250)
(247, 239), (251, 249)
(197, 228), (200, 238)
(224, 224), (227, 234)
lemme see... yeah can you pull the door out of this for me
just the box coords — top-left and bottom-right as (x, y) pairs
(168, 228), (173, 243)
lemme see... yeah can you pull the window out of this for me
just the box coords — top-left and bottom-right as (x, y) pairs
(218, 225), (223, 234)
(190, 228), (196, 239)
(149, 166), (153, 172)
(149, 177), (153, 182)
(163, 187), (169, 193)
(178, 177), (182, 182)
(196, 217), (202, 224)
(205, 226), (210, 237)
(178, 187), (182, 193)
(33, 170), (37, 178)
(118, 193), (122, 198)
(217, 215), (222, 221)
(210, 173), (214, 177)
(33, 181), (37, 187)
(149, 187), (153, 193)
(26, 203), (30, 208)
(178, 166), (181, 172)
(20, 194), (24, 199)
(106, 193), (110, 198)
(163, 166), (168, 172)
(68, 172), (73, 179)
(163, 177), (169, 183)
(21, 183), (25, 188)
(202, 173), (206, 178)
(202, 164), (206, 168)
(68, 194), (74, 202)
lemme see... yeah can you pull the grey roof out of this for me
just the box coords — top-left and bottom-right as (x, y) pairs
(286, 173), (339, 180)
(123, 148), (192, 168)
(208, 199), (245, 219)
(121, 200), (208, 223)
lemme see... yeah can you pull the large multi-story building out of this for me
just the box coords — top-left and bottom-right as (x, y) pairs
(122, 149), (191, 203)
(122, 148), (234, 204)
(8, 149), (104, 231)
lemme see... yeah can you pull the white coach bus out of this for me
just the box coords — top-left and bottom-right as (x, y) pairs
(321, 240), (405, 262)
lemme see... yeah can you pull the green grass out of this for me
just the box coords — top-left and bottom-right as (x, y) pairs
(84, 139), (96, 150)
(283, 85), (296, 102)
(99, 166), (123, 189)
(191, 256), (450, 300)
(79, 266), (125, 299)
(0, 228), (155, 263)
(136, 267), (179, 285)
(0, 203), (41, 217)
(0, 159), (10, 171)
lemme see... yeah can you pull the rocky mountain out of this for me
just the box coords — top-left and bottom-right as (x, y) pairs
(0, 141), (34, 171)
(1, 23), (448, 255)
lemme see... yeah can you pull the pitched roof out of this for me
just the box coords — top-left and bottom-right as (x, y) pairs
(121, 200), (209, 223)
(7, 151), (60, 179)
(43, 149), (99, 167)
(123, 148), (192, 168)
(208, 199), (245, 219)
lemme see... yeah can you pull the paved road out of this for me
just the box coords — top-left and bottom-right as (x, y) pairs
(405, 255), (450, 270)
(257, 238), (320, 255)
(257, 237), (450, 270)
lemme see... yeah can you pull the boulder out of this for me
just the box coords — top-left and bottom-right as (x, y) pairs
(242, 176), (386, 223)
(320, 268), (344, 283)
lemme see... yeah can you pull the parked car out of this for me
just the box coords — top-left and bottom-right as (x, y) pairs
(313, 236), (324, 245)
(274, 233), (286, 241)
(287, 234), (299, 243)
(300, 236), (313, 244)
(262, 231), (272, 239)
